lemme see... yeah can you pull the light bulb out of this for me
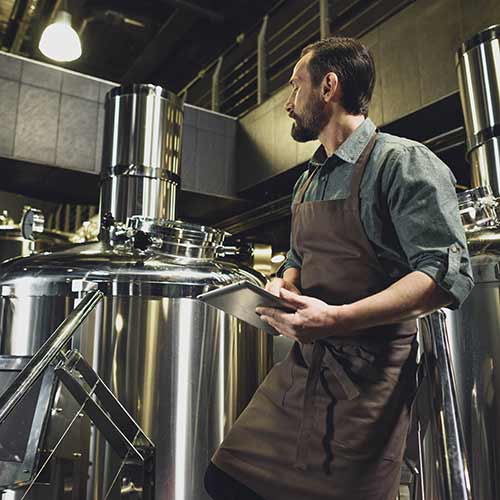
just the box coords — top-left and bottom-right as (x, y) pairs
(39, 11), (82, 62)
(271, 254), (286, 264)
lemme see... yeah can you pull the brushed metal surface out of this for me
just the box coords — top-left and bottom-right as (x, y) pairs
(457, 25), (500, 195)
(443, 255), (500, 500)
(470, 137), (500, 195)
(0, 240), (270, 499)
(100, 84), (183, 225)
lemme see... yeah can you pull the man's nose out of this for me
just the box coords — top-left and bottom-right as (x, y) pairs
(285, 99), (293, 115)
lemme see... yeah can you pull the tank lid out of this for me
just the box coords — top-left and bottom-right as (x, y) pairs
(128, 218), (230, 258)
(457, 24), (500, 59)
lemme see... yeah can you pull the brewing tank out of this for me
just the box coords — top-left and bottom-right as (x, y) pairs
(423, 24), (500, 500)
(0, 84), (270, 499)
(456, 24), (500, 196)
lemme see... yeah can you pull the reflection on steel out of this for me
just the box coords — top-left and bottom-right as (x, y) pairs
(418, 311), (472, 500)
(437, 25), (500, 500)
(443, 254), (500, 500)
(0, 289), (103, 425)
(457, 25), (500, 196)
(100, 84), (183, 226)
(55, 350), (155, 499)
(0, 83), (270, 499)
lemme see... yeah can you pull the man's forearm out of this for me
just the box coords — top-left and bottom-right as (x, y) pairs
(283, 267), (301, 289)
(337, 271), (452, 333)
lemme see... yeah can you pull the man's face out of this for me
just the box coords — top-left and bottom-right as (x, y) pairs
(285, 53), (330, 142)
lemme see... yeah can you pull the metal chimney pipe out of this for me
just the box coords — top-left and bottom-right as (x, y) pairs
(99, 84), (184, 227)
(456, 25), (500, 196)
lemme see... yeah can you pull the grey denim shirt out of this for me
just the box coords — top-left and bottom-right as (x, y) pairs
(283, 118), (474, 309)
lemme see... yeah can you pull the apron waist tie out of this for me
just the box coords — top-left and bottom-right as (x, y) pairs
(294, 341), (360, 471)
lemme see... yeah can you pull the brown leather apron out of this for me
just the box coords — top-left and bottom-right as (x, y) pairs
(213, 132), (418, 500)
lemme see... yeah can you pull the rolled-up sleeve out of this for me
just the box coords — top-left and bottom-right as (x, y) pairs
(382, 145), (474, 309)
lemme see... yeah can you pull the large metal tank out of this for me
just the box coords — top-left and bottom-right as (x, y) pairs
(0, 84), (270, 499)
(420, 24), (500, 500)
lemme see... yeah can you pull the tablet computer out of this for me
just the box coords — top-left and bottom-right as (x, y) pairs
(197, 280), (296, 336)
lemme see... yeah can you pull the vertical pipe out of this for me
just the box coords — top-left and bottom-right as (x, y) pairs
(211, 56), (223, 112)
(456, 25), (500, 196)
(99, 84), (184, 228)
(418, 311), (472, 500)
(257, 15), (269, 105)
(319, 0), (331, 39)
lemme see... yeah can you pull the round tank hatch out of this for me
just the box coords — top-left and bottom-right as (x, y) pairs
(129, 218), (229, 259)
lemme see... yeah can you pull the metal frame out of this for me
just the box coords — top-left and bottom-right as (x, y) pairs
(55, 350), (155, 498)
(211, 56), (224, 112)
(180, 0), (415, 117)
(0, 289), (155, 498)
(257, 15), (269, 105)
(319, 0), (331, 39)
(0, 357), (55, 489)
(0, 289), (104, 425)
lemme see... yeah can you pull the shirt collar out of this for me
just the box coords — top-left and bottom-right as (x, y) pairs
(309, 118), (377, 168)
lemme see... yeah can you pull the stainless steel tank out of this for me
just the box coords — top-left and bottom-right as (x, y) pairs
(456, 24), (500, 196)
(418, 24), (500, 500)
(0, 84), (270, 499)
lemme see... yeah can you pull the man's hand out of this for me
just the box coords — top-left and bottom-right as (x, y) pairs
(265, 277), (301, 297)
(257, 288), (346, 343)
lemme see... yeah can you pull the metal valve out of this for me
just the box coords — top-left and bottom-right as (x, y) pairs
(20, 207), (45, 241)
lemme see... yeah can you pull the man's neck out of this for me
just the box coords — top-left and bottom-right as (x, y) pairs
(319, 113), (366, 157)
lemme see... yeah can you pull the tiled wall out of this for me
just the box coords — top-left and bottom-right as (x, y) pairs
(236, 0), (500, 191)
(181, 105), (237, 196)
(0, 52), (113, 174)
(0, 52), (238, 197)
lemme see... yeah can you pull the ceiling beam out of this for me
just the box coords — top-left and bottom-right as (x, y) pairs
(122, 8), (196, 84)
(159, 0), (224, 23)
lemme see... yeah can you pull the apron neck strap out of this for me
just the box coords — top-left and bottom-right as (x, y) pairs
(295, 131), (378, 205)
(349, 131), (378, 201)
(295, 164), (321, 204)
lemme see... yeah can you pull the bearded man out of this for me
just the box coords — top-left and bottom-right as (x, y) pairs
(204, 37), (473, 500)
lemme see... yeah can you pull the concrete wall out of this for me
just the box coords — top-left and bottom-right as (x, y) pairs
(0, 52), (238, 198)
(236, 0), (500, 191)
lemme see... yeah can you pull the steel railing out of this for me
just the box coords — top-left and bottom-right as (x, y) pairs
(180, 0), (415, 117)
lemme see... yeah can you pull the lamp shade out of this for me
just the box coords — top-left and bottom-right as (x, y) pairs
(39, 11), (82, 62)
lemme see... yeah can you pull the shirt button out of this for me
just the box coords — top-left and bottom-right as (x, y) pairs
(451, 245), (459, 253)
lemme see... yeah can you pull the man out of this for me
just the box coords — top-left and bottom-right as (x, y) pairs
(205, 37), (473, 500)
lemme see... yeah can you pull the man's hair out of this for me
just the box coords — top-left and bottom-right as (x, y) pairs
(301, 37), (375, 116)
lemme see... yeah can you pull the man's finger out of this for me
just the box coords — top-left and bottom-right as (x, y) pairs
(261, 315), (297, 338)
(256, 306), (295, 322)
(279, 288), (308, 309)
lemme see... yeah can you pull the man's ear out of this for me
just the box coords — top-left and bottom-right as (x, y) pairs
(321, 72), (339, 103)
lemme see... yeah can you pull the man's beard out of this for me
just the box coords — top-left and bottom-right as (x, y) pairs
(291, 92), (329, 142)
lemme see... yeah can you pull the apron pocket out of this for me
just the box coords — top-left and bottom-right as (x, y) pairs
(317, 343), (415, 462)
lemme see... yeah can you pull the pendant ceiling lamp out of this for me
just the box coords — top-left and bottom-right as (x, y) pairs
(39, 9), (82, 62)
